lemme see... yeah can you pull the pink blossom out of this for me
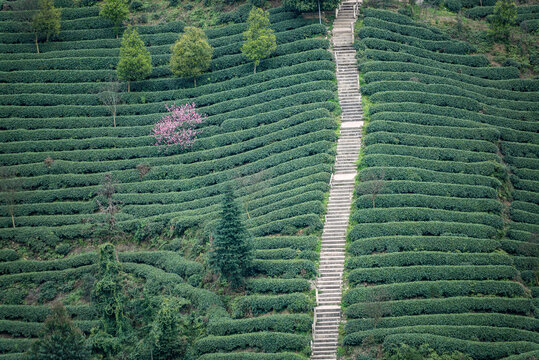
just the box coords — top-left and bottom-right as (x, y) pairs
(151, 103), (205, 152)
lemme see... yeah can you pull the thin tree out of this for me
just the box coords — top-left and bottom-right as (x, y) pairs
(490, 0), (517, 40)
(27, 303), (90, 360)
(235, 169), (271, 219)
(98, 79), (123, 128)
(209, 186), (254, 289)
(170, 27), (213, 87)
(31, 0), (61, 54)
(241, 7), (277, 74)
(100, 0), (129, 38)
(363, 288), (391, 329)
(358, 168), (386, 208)
(96, 173), (121, 232)
(0, 167), (19, 229)
(117, 26), (152, 92)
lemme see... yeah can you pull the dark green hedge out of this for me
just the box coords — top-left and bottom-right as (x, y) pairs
(346, 252), (511, 270)
(347, 265), (517, 286)
(343, 280), (526, 305)
(344, 325), (539, 345)
(251, 236), (318, 250)
(346, 313), (538, 333)
(0, 305), (95, 322)
(232, 294), (312, 318)
(199, 353), (307, 360)
(345, 297), (534, 318)
(193, 332), (309, 355)
(348, 236), (499, 256)
(246, 278), (311, 294)
(382, 333), (539, 360)
(352, 208), (503, 229)
(207, 314), (312, 336)
(364, 128), (499, 152)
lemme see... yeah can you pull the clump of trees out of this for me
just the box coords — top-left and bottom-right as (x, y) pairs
(170, 27), (214, 87)
(31, 0), (61, 53)
(490, 0), (517, 40)
(209, 186), (253, 289)
(117, 26), (152, 92)
(242, 7), (277, 73)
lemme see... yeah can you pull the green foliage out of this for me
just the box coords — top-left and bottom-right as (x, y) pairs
(170, 27), (213, 87)
(383, 344), (472, 360)
(27, 303), (90, 360)
(490, 0), (517, 39)
(242, 7), (277, 73)
(99, 0), (129, 37)
(283, 0), (340, 11)
(117, 26), (152, 91)
(209, 187), (253, 289)
(92, 244), (126, 337)
(147, 297), (188, 359)
(31, 0), (61, 53)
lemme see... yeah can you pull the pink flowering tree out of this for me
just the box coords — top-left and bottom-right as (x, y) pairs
(151, 103), (205, 153)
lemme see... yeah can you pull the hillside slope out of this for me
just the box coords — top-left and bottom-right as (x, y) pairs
(343, 8), (539, 359)
(0, 2), (339, 359)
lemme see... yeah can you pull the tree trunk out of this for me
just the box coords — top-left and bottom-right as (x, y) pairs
(35, 33), (39, 54)
(194, 77), (196, 88)
(11, 213), (15, 229)
(113, 112), (116, 128)
(254, 63), (257, 74)
(127, 81), (130, 93)
(372, 196), (375, 208)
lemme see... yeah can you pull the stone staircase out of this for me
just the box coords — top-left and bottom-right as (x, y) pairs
(311, 1), (363, 360)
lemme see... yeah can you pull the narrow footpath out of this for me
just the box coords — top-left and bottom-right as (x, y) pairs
(311, 1), (362, 359)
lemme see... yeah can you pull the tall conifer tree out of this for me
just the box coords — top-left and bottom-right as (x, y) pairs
(210, 186), (253, 289)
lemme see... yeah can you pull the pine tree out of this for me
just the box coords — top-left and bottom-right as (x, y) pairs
(170, 27), (213, 87)
(490, 0), (517, 40)
(117, 26), (152, 92)
(100, 0), (129, 38)
(210, 186), (253, 289)
(27, 303), (90, 360)
(241, 7), (277, 74)
(31, 0), (61, 54)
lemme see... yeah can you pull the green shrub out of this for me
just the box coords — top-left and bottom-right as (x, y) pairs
(207, 314), (311, 336)
(445, 0), (462, 12)
(231, 293), (312, 318)
(193, 332), (309, 354)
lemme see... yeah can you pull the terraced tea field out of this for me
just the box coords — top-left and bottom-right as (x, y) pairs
(0, 2), (338, 358)
(343, 8), (539, 359)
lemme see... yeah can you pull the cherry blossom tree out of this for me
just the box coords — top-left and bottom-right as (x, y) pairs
(151, 103), (205, 153)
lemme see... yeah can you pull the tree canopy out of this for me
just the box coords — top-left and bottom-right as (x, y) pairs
(31, 0), (61, 53)
(170, 27), (214, 87)
(490, 0), (517, 39)
(117, 26), (152, 92)
(100, 0), (129, 38)
(27, 303), (90, 360)
(241, 7), (277, 74)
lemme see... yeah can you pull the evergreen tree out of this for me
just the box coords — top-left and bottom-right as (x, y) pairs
(27, 303), (90, 360)
(170, 27), (213, 87)
(241, 7), (277, 74)
(31, 0), (61, 54)
(490, 0), (517, 40)
(100, 0), (129, 38)
(117, 26), (152, 92)
(148, 297), (188, 359)
(210, 186), (253, 289)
